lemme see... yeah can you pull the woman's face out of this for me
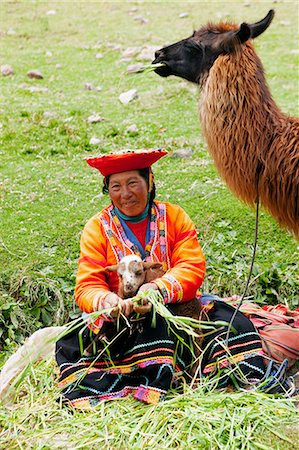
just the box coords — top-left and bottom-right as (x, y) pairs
(108, 170), (148, 216)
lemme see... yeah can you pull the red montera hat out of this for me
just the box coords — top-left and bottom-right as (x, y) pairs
(85, 148), (168, 176)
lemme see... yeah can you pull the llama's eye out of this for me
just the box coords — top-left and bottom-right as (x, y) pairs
(185, 40), (201, 52)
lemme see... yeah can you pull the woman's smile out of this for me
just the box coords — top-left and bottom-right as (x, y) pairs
(108, 170), (148, 216)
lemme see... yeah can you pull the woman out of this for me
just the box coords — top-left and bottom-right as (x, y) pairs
(55, 149), (290, 409)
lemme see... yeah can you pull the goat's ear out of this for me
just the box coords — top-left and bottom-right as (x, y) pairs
(143, 262), (163, 270)
(105, 264), (118, 272)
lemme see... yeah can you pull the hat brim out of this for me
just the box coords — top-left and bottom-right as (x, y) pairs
(85, 148), (168, 176)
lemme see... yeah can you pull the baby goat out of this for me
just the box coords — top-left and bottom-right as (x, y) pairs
(106, 254), (164, 298)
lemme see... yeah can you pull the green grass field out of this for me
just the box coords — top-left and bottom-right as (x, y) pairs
(0, 1), (298, 448)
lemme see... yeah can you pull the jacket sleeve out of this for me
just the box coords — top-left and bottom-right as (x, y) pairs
(74, 216), (112, 313)
(154, 205), (206, 304)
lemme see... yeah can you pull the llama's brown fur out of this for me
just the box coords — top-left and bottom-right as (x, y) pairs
(200, 36), (299, 237)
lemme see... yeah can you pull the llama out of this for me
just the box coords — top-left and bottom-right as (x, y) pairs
(152, 10), (299, 238)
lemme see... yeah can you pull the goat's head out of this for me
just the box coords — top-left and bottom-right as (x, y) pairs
(152, 10), (274, 84)
(106, 254), (163, 298)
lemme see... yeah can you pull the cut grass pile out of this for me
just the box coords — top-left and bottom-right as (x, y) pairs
(0, 357), (298, 450)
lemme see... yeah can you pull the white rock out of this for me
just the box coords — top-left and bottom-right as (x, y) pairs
(172, 148), (193, 158)
(1, 64), (14, 76)
(7, 29), (16, 35)
(85, 83), (102, 91)
(46, 10), (56, 15)
(127, 63), (144, 74)
(29, 86), (49, 93)
(119, 89), (138, 105)
(45, 51), (52, 57)
(126, 124), (138, 134)
(19, 84), (49, 93)
(27, 69), (43, 79)
(122, 47), (141, 59)
(179, 12), (189, 18)
(133, 16), (149, 25)
(87, 114), (105, 124)
(137, 45), (160, 61)
(95, 52), (104, 59)
(43, 111), (56, 118)
(89, 137), (101, 146)
(56, 63), (62, 69)
(106, 42), (122, 51)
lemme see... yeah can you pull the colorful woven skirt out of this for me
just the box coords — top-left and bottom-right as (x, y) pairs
(201, 299), (266, 386)
(55, 300), (269, 408)
(55, 310), (193, 409)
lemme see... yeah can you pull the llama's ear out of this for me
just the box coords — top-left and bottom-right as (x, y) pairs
(105, 264), (118, 272)
(236, 22), (251, 44)
(248, 9), (275, 39)
(143, 261), (163, 270)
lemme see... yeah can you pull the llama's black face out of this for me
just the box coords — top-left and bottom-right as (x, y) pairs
(152, 10), (275, 84)
(152, 33), (223, 84)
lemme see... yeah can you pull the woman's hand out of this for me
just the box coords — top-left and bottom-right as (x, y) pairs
(101, 293), (133, 318)
(133, 282), (158, 315)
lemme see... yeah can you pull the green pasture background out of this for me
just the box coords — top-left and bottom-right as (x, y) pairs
(0, 0), (298, 348)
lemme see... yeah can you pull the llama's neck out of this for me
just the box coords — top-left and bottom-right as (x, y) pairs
(200, 44), (282, 143)
(199, 44), (282, 204)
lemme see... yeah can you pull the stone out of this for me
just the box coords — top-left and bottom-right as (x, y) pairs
(127, 63), (144, 74)
(85, 83), (102, 91)
(172, 148), (193, 158)
(122, 47), (141, 59)
(179, 12), (189, 18)
(1, 65), (14, 76)
(133, 16), (149, 25)
(89, 137), (101, 146)
(87, 114), (105, 124)
(95, 52), (104, 59)
(43, 111), (56, 119)
(137, 45), (160, 61)
(19, 84), (49, 93)
(119, 89), (138, 105)
(27, 70), (43, 79)
(126, 124), (138, 134)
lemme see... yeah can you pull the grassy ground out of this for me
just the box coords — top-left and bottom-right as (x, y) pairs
(0, 0), (298, 448)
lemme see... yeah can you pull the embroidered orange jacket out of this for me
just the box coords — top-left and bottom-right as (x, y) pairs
(75, 201), (206, 313)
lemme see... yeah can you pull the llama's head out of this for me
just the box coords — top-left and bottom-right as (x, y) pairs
(152, 10), (274, 84)
(106, 254), (163, 298)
